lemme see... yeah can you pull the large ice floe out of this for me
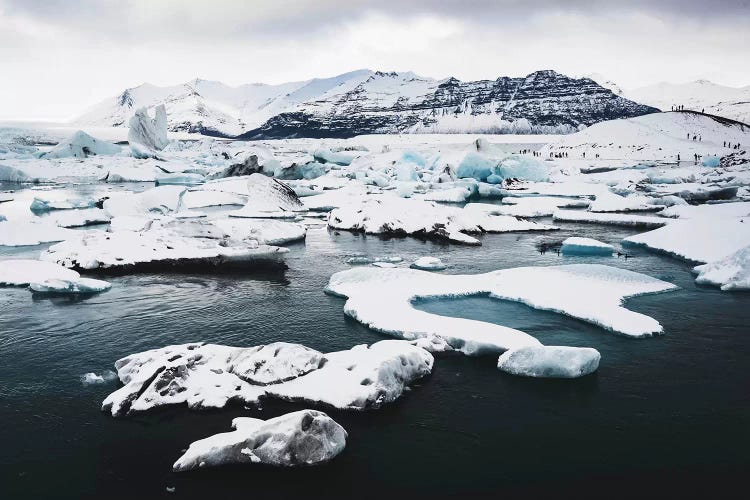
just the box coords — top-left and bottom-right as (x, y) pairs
(40, 227), (287, 270)
(172, 410), (347, 470)
(0, 220), (82, 246)
(328, 197), (556, 245)
(497, 346), (601, 378)
(623, 202), (750, 263)
(325, 264), (678, 355)
(101, 340), (433, 417)
(693, 245), (750, 291)
(0, 259), (111, 293)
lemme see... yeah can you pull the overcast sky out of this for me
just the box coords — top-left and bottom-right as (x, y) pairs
(1, 0), (749, 121)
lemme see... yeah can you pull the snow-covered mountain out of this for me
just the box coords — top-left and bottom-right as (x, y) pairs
(75, 69), (658, 138)
(627, 80), (750, 124)
(581, 73), (624, 96)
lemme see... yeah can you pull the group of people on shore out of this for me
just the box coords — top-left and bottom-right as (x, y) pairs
(724, 141), (742, 149)
(671, 105), (706, 113)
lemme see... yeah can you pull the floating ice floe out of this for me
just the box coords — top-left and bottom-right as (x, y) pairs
(0, 259), (80, 286)
(325, 264), (678, 355)
(0, 258), (111, 293)
(553, 209), (668, 228)
(41, 228), (287, 270)
(623, 202), (750, 263)
(30, 277), (111, 294)
(410, 257), (447, 271)
(561, 237), (614, 256)
(182, 190), (246, 209)
(213, 218), (306, 245)
(497, 196), (590, 217)
(693, 245), (750, 291)
(173, 410), (347, 471)
(101, 340), (433, 417)
(81, 371), (118, 385)
(497, 346), (601, 378)
(229, 174), (305, 218)
(0, 220), (82, 246)
(155, 172), (205, 186)
(588, 192), (661, 213)
(328, 197), (556, 245)
(43, 130), (121, 159)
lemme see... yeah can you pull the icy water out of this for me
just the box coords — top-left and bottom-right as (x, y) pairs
(1, 187), (749, 499)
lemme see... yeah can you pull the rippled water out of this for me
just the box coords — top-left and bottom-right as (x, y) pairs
(1, 185), (748, 499)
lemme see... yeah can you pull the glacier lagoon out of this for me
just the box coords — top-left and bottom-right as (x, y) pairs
(1, 181), (747, 499)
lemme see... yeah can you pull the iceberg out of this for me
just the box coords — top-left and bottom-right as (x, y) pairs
(494, 155), (549, 182)
(229, 174), (305, 219)
(128, 105), (169, 152)
(30, 196), (98, 212)
(553, 210), (667, 228)
(561, 237), (614, 256)
(213, 218), (306, 245)
(101, 340), (433, 416)
(497, 346), (601, 378)
(172, 410), (347, 471)
(44, 130), (121, 159)
(456, 152), (495, 181)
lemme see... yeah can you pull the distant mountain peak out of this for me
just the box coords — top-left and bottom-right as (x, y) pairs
(75, 68), (658, 138)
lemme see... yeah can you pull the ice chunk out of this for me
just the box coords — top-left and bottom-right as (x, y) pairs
(128, 105), (169, 152)
(229, 174), (304, 218)
(0, 165), (30, 182)
(227, 343), (325, 385)
(410, 257), (447, 271)
(101, 340), (432, 416)
(561, 237), (614, 256)
(497, 346), (601, 378)
(423, 186), (473, 203)
(155, 172), (205, 186)
(29, 277), (111, 294)
(313, 148), (354, 166)
(30, 196), (98, 212)
(103, 185), (186, 217)
(182, 190), (245, 209)
(497, 196), (589, 218)
(702, 155), (720, 167)
(213, 218), (306, 245)
(0, 259), (80, 286)
(494, 155), (548, 182)
(172, 410), (347, 470)
(456, 152), (495, 181)
(693, 245), (750, 291)
(589, 192), (659, 213)
(44, 130), (120, 159)
(47, 208), (111, 228)
(81, 371), (118, 385)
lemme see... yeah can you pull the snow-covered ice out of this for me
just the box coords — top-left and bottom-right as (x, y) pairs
(0, 220), (82, 246)
(693, 245), (750, 291)
(497, 346), (601, 378)
(172, 410), (347, 470)
(325, 264), (677, 355)
(561, 237), (615, 256)
(44, 130), (121, 159)
(81, 371), (118, 385)
(29, 277), (111, 294)
(101, 340), (433, 416)
(0, 259), (80, 286)
(411, 257), (447, 271)
(128, 105), (169, 152)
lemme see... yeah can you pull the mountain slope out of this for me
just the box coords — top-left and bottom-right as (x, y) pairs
(75, 69), (658, 138)
(627, 80), (750, 124)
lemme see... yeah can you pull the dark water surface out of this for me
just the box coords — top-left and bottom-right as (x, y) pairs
(1, 199), (748, 499)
